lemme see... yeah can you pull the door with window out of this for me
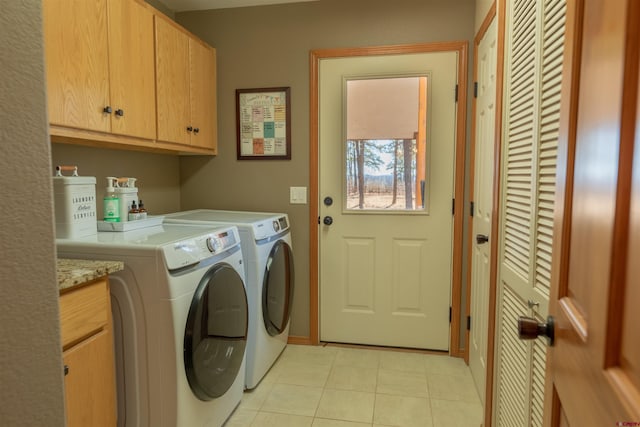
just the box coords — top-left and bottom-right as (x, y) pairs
(318, 50), (459, 350)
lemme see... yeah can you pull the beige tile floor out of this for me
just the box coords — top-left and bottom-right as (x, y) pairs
(225, 344), (483, 427)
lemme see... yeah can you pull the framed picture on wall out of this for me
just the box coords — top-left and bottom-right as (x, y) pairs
(236, 87), (291, 160)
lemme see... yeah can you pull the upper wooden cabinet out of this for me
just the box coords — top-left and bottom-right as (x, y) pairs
(44, 0), (111, 133)
(155, 17), (191, 146)
(106, 0), (156, 139)
(44, 0), (155, 140)
(155, 16), (218, 152)
(44, 0), (217, 155)
(189, 40), (218, 152)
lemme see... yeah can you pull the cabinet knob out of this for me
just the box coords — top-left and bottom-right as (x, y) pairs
(115, 109), (124, 117)
(64, 365), (69, 376)
(187, 126), (193, 132)
(193, 127), (200, 134)
(103, 106), (112, 114)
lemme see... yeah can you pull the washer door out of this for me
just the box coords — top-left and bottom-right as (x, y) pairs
(262, 240), (295, 336)
(184, 263), (247, 401)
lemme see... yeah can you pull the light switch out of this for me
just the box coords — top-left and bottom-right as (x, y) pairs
(290, 186), (307, 204)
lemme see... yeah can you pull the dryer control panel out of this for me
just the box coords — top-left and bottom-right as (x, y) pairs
(252, 215), (290, 240)
(163, 226), (240, 270)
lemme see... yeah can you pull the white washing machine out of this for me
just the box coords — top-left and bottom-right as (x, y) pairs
(57, 223), (248, 427)
(164, 210), (294, 389)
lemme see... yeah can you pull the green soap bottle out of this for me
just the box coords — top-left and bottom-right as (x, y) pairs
(103, 177), (120, 222)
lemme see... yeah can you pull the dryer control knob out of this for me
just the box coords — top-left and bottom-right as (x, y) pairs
(273, 220), (281, 232)
(206, 237), (221, 253)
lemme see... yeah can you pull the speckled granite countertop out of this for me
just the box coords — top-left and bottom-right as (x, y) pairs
(57, 259), (124, 291)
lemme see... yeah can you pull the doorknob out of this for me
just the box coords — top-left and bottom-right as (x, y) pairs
(518, 316), (555, 346)
(476, 234), (489, 244)
(323, 216), (333, 225)
(324, 196), (333, 206)
(527, 299), (540, 309)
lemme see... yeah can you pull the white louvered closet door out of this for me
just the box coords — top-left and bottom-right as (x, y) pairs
(494, 0), (566, 426)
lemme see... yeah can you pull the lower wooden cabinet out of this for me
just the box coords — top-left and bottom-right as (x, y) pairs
(60, 277), (116, 427)
(63, 329), (117, 427)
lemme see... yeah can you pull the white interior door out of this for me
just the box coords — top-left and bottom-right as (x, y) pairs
(469, 16), (498, 405)
(493, 0), (566, 425)
(319, 51), (458, 350)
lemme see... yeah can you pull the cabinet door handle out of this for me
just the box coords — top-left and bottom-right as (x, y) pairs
(115, 109), (124, 117)
(187, 126), (193, 132)
(193, 127), (200, 134)
(64, 365), (69, 376)
(103, 106), (112, 114)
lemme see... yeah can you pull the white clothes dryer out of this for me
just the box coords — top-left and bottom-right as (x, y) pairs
(164, 210), (294, 389)
(57, 224), (248, 427)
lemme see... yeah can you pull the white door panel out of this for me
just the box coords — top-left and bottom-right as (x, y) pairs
(492, 0), (566, 424)
(469, 15), (498, 405)
(319, 52), (458, 350)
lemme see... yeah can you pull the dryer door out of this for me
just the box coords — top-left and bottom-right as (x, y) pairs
(184, 263), (248, 401)
(262, 239), (295, 336)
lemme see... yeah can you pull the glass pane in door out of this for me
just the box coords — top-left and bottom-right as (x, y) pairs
(344, 76), (430, 212)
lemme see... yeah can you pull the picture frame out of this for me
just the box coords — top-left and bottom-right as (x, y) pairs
(236, 87), (291, 160)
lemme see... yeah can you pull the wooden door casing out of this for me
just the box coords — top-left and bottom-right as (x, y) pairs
(547, 0), (640, 424)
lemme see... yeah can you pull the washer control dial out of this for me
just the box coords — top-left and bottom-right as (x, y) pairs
(206, 237), (221, 253)
(273, 220), (281, 232)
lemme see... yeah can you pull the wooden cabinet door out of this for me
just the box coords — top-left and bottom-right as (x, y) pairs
(155, 17), (191, 146)
(189, 40), (218, 151)
(63, 329), (116, 427)
(44, 0), (110, 132)
(546, 0), (640, 424)
(107, 0), (155, 139)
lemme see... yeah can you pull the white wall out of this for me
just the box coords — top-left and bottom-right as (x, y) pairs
(0, 2), (66, 426)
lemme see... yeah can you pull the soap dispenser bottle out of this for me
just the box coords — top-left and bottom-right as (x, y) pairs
(103, 177), (120, 222)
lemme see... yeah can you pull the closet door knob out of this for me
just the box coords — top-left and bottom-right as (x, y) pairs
(193, 127), (200, 134)
(115, 109), (124, 117)
(476, 234), (489, 244)
(187, 126), (193, 132)
(518, 316), (555, 346)
(103, 106), (112, 114)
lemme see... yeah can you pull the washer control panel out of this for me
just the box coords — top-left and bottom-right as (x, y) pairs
(163, 226), (240, 270)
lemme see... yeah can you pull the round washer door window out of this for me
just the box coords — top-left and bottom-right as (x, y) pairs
(184, 263), (248, 401)
(262, 240), (295, 336)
